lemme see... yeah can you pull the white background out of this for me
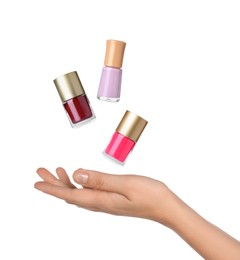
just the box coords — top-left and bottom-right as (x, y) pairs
(0, 0), (239, 259)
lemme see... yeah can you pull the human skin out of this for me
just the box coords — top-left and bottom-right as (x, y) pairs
(35, 167), (240, 260)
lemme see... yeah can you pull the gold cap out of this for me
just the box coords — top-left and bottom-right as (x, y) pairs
(116, 111), (148, 142)
(104, 40), (126, 68)
(53, 71), (85, 103)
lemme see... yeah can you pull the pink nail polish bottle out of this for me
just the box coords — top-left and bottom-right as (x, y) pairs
(104, 110), (148, 164)
(97, 40), (126, 102)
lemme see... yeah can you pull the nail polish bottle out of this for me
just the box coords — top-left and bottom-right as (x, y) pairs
(53, 71), (95, 128)
(104, 110), (148, 164)
(97, 40), (126, 102)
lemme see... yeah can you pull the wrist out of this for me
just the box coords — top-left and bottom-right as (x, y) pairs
(151, 186), (188, 229)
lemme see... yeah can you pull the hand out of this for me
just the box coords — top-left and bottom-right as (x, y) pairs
(34, 167), (177, 226)
(35, 168), (240, 259)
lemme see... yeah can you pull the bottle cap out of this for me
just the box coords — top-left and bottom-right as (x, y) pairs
(53, 71), (85, 103)
(116, 110), (148, 142)
(104, 40), (126, 68)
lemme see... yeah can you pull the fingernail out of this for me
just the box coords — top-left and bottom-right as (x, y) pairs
(78, 174), (88, 184)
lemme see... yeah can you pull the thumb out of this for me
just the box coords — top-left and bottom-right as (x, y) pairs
(73, 168), (126, 194)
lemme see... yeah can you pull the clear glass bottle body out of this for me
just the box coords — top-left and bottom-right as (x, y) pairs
(63, 94), (95, 128)
(104, 132), (135, 163)
(97, 67), (122, 102)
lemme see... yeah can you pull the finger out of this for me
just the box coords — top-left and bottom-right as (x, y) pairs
(35, 181), (130, 215)
(35, 181), (79, 201)
(36, 168), (59, 182)
(56, 167), (76, 188)
(73, 168), (129, 195)
(36, 168), (69, 188)
(34, 181), (110, 207)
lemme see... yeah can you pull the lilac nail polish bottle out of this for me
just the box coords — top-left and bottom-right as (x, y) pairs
(97, 40), (126, 102)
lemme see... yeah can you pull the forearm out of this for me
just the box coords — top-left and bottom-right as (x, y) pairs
(164, 193), (240, 259)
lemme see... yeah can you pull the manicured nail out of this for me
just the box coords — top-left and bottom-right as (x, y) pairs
(78, 174), (88, 184)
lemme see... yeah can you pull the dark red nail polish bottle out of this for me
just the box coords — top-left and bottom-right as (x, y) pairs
(53, 71), (95, 128)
